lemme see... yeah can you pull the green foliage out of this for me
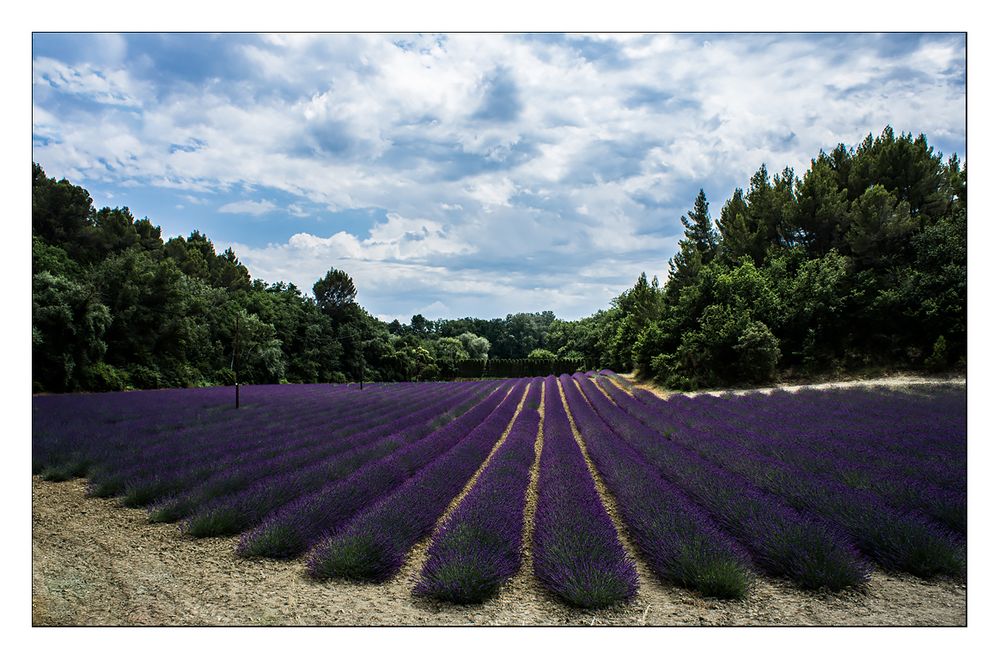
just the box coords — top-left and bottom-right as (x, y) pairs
(617, 127), (965, 389)
(659, 303), (781, 389)
(925, 336), (949, 372)
(632, 321), (668, 378)
(667, 189), (718, 300)
(312, 268), (357, 320)
(32, 269), (111, 391)
(431, 337), (470, 378)
(733, 320), (782, 383)
(32, 163), (94, 257)
(164, 231), (250, 291)
(456, 331), (491, 360)
(31, 127), (966, 395)
(602, 273), (665, 372)
(86, 362), (130, 392)
(459, 358), (586, 378)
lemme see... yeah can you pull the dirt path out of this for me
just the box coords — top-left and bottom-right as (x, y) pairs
(31, 476), (966, 626)
(623, 372), (967, 399)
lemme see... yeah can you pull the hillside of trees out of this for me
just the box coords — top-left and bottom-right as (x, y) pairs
(31, 127), (966, 392)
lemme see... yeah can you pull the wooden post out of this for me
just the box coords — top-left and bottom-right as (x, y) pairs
(359, 333), (365, 390)
(234, 313), (241, 409)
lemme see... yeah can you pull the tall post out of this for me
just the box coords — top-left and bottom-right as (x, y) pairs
(359, 333), (365, 391)
(234, 312), (241, 409)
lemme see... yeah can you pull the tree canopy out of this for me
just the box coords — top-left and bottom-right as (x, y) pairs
(31, 126), (965, 391)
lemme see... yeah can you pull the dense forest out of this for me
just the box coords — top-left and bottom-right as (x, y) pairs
(32, 127), (965, 392)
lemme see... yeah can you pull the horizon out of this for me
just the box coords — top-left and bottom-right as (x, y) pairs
(32, 32), (966, 322)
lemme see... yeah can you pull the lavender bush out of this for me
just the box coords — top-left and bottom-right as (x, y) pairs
(306, 379), (535, 582)
(532, 376), (638, 608)
(562, 375), (753, 599)
(414, 380), (542, 602)
(237, 382), (517, 559)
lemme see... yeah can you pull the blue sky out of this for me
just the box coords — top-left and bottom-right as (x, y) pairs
(31, 33), (966, 321)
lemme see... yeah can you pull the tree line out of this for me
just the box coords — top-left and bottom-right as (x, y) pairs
(32, 163), (596, 392)
(31, 126), (965, 392)
(598, 127), (966, 388)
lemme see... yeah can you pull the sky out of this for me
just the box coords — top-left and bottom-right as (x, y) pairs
(31, 32), (967, 322)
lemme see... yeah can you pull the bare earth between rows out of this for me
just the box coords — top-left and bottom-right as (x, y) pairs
(32, 377), (967, 626)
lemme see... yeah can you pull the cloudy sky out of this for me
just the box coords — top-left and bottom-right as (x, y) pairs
(31, 33), (966, 321)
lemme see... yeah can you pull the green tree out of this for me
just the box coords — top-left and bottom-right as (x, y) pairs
(432, 336), (470, 377)
(667, 189), (719, 300)
(32, 270), (111, 391)
(231, 309), (286, 384)
(313, 268), (358, 316)
(793, 155), (850, 256)
(32, 163), (94, 259)
(456, 331), (491, 360)
(603, 273), (665, 372)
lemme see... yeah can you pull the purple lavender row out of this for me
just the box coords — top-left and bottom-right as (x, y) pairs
(36, 382), (373, 478)
(657, 422), (965, 577)
(236, 382), (519, 559)
(708, 388), (964, 468)
(85, 382), (443, 497)
(629, 385), (965, 495)
(662, 392), (966, 535)
(593, 375), (673, 435)
(596, 370), (634, 393)
(79, 389), (378, 494)
(33, 383), (383, 482)
(532, 376), (638, 608)
(307, 380), (534, 582)
(654, 388), (966, 509)
(34, 386), (236, 478)
(691, 387), (966, 469)
(594, 377), (966, 535)
(176, 382), (498, 537)
(575, 376), (869, 590)
(148, 381), (494, 523)
(413, 380), (543, 602)
(561, 375), (753, 599)
(113, 381), (475, 506)
(620, 378), (965, 551)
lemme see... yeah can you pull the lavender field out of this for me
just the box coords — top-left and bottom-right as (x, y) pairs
(31, 373), (966, 609)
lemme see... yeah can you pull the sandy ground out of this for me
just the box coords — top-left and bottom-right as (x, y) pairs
(32, 376), (967, 626)
(32, 376), (967, 627)
(30, 477), (967, 626)
(624, 372), (967, 399)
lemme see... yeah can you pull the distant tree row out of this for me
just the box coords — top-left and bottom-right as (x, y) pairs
(31, 126), (966, 392)
(31, 165), (590, 391)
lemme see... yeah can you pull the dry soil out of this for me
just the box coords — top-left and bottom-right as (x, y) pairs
(31, 377), (967, 626)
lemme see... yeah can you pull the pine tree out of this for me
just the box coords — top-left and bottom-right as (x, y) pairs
(667, 189), (719, 298)
(680, 189), (717, 257)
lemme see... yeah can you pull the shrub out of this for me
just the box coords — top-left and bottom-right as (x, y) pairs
(925, 335), (949, 372)
(527, 348), (557, 360)
(85, 362), (129, 391)
(734, 320), (781, 383)
(130, 365), (163, 390)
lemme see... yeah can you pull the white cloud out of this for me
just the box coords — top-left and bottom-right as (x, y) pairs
(32, 33), (966, 319)
(416, 301), (451, 319)
(287, 203), (310, 217)
(33, 57), (144, 107)
(218, 199), (278, 216)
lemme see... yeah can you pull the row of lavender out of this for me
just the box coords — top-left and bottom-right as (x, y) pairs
(587, 372), (966, 580)
(33, 379), (588, 604)
(32, 376), (641, 608)
(32, 380), (503, 544)
(32, 372), (965, 609)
